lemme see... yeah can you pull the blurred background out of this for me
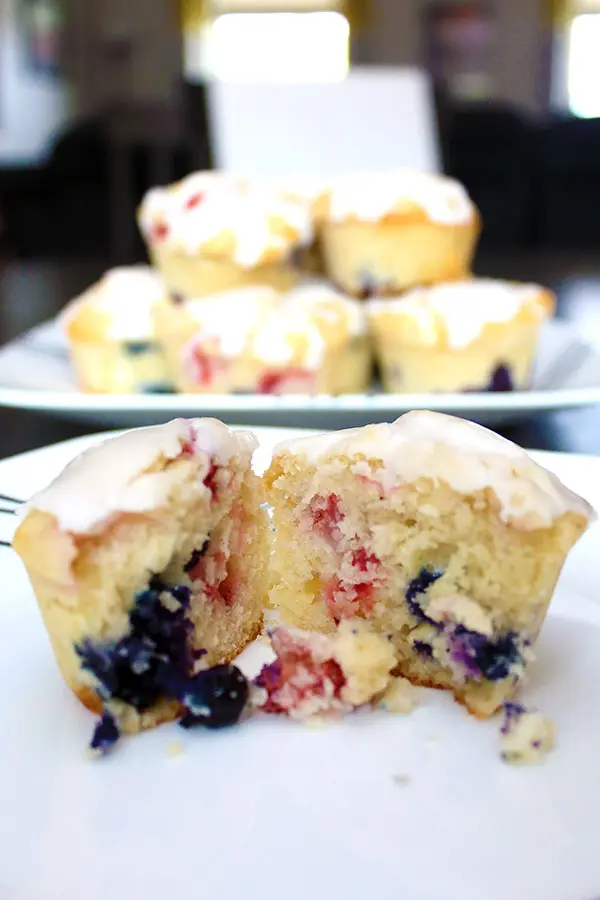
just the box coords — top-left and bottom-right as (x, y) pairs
(2, 0), (600, 456)
(0, 0), (596, 264)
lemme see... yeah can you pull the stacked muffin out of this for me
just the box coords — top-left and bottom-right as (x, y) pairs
(62, 168), (554, 396)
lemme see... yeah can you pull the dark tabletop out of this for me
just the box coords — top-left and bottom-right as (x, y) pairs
(1, 250), (600, 459)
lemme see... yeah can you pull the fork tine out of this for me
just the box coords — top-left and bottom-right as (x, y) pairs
(0, 493), (22, 505)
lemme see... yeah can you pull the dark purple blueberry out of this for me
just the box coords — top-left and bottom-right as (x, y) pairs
(76, 580), (196, 713)
(501, 701), (527, 734)
(179, 665), (249, 730)
(488, 364), (514, 393)
(124, 340), (155, 356)
(171, 584), (192, 605)
(184, 540), (210, 573)
(406, 568), (443, 622)
(91, 712), (120, 755)
(254, 660), (282, 692)
(475, 631), (522, 681)
(413, 640), (433, 658)
(170, 292), (185, 305)
(141, 383), (174, 394)
(464, 364), (515, 394)
(76, 639), (120, 700)
(449, 627), (522, 682)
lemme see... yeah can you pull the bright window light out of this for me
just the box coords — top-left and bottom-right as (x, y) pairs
(568, 14), (600, 117)
(185, 11), (349, 82)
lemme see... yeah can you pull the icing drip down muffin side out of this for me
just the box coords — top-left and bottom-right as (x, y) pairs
(264, 411), (593, 717)
(13, 419), (269, 736)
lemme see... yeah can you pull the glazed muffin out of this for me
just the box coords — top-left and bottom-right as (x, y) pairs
(13, 419), (269, 739)
(154, 282), (371, 395)
(138, 171), (313, 298)
(63, 267), (172, 394)
(367, 279), (555, 394)
(315, 169), (480, 297)
(274, 176), (328, 276)
(264, 411), (593, 718)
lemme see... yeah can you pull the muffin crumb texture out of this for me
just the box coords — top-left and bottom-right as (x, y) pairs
(500, 702), (556, 765)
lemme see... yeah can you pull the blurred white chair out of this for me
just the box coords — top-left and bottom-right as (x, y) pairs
(207, 67), (440, 180)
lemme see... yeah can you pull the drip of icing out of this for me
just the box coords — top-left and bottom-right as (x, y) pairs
(367, 280), (550, 349)
(181, 282), (365, 368)
(63, 267), (166, 341)
(139, 172), (313, 267)
(325, 169), (475, 226)
(27, 419), (257, 533)
(274, 410), (594, 528)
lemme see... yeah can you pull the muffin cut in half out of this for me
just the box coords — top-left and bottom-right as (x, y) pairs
(63, 266), (172, 394)
(367, 279), (555, 394)
(265, 411), (593, 717)
(314, 169), (480, 298)
(13, 418), (269, 736)
(138, 171), (312, 298)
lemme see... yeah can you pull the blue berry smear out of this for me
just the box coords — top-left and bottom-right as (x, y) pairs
(76, 575), (249, 755)
(448, 627), (523, 682)
(406, 568), (443, 623)
(405, 567), (526, 686)
(91, 712), (120, 756)
(76, 577), (195, 712)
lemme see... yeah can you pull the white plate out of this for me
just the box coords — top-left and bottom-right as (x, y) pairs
(1, 318), (600, 428)
(2, 426), (600, 900)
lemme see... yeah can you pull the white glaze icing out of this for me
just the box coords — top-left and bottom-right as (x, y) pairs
(63, 267), (166, 341)
(286, 284), (366, 337)
(182, 287), (280, 358)
(367, 279), (549, 348)
(181, 282), (363, 368)
(274, 410), (594, 528)
(326, 169), (475, 226)
(139, 171), (313, 267)
(28, 418), (257, 533)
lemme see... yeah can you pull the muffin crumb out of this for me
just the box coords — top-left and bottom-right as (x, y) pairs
(500, 702), (555, 765)
(378, 677), (417, 714)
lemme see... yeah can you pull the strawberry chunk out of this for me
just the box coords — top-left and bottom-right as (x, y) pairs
(352, 548), (380, 573)
(257, 368), (315, 395)
(185, 192), (204, 210)
(152, 221), (169, 242)
(203, 462), (219, 501)
(309, 493), (344, 543)
(255, 629), (346, 716)
(324, 579), (375, 622)
(187, 343), (228, 388)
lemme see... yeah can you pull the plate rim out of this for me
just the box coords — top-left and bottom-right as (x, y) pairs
(1, 317), (600, 415)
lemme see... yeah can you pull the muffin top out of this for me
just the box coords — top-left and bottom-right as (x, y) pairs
(26, 418), (256, 534)
(161, 282), (366, 370)
(138, 171), (313, 268)
(314, 168), (476, 226)
(272, 410), (594, 530)
(367, 279), (555, 349)
(63, 267), (166, 342)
